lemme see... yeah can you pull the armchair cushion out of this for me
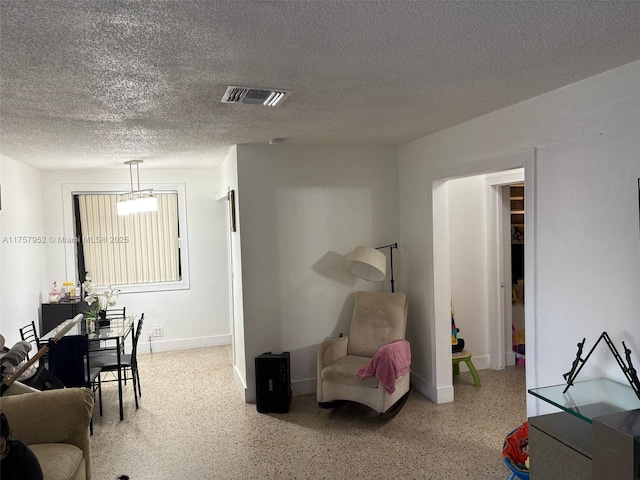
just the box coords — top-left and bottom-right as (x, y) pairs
(30, 443), (85, 480)
(356, 339), (411, 394)
(321, 355), (378, 388)
(347, 292), (407, 357)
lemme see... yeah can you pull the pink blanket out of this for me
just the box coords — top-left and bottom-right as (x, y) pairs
(356, 339), (411, 394)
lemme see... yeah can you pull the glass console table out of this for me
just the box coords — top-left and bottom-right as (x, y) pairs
(529, 377), (640, 423)
(528, 378), (640, 480)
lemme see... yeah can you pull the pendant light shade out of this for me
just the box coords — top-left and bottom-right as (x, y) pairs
(117, 160), (157, 216)
(116, 196), (158, 215)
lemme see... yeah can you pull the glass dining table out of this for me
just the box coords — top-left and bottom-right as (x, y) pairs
(42, 314), (136, 421)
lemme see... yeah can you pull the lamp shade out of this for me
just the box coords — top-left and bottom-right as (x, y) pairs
(343, 246), (386, 282)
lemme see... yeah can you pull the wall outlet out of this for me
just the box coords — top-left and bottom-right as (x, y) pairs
(152, 325), (164, 337)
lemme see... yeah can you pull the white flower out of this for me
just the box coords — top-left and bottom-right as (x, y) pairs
(82, 276), (120, 319)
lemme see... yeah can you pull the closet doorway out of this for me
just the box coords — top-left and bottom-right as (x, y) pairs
(508, 183), (526, 367)
(486, 168), (526, 370)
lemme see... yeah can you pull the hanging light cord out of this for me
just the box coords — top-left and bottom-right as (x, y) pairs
(124, 160), (151, 197)
(128, 161), (135, 197)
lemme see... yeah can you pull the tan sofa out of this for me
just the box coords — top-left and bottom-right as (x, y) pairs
(0, 387), (94, 480)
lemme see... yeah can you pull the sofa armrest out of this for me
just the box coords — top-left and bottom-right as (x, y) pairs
(0, 387), (94, 479)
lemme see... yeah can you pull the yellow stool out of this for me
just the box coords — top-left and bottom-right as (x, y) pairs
(452, 349), (481, 387)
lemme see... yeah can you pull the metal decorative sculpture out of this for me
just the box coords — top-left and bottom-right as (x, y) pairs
(563, 331), (640, 400)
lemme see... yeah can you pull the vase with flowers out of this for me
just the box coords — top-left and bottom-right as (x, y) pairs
(82, 275), (120, 329)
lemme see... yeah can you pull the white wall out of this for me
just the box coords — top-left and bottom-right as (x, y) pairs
(219, 146), (249, 397)
(448, 175), (490, 369)
(5, 60), (639, 415)
(0, 156), (48, 347)
(37, 168), (231, 353)
(235, 144), (399, 400)
(399, 59), (640, 415)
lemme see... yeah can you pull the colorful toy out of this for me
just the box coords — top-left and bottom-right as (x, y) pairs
(451, 302), (465, 353)
(502, 422), (530, 480)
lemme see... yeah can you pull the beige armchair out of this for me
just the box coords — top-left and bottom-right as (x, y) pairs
(317, 291), (410, 418)
(0, 387), (94, 480)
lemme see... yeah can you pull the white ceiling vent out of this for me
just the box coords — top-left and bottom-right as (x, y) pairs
(221, 86), (291, 107)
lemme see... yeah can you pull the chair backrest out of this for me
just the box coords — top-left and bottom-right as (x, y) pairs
(105, 307), (126, 319)
(19, 321), (40, 360)
(48, 335), (90, 388)
(347, 292), (408, 357)
(131, 314), (144, 361)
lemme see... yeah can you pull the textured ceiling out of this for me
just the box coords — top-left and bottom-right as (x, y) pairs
(1, 1), (640, 170)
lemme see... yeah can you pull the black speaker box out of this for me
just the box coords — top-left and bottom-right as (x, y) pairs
(255, 351), (291, 413)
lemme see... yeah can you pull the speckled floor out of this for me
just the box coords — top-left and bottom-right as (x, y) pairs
(90, 346), (526, 480)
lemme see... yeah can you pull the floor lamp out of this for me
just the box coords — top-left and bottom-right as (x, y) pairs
(343, 242), (398, 292)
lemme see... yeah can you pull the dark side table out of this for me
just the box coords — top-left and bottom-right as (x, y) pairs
(528, 378), (640, 479)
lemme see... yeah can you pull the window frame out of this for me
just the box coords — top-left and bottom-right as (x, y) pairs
(62, 183), (190, 294)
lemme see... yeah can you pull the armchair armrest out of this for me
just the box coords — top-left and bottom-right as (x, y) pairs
(317, 336), (349, 402)
(317, 336), (349, 370)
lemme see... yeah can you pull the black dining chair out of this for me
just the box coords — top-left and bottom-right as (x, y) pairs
(92, 314), (144, 409)
(10, 325), (62, 392)
(48, 334), (103, 416)
(19, 321), (40, 361)
(89, 306), (128, 354)
(105, 307), (126, 319)
(100, 307), (126, 327)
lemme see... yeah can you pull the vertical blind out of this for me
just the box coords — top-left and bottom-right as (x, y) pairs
(77, 193), (180, 285)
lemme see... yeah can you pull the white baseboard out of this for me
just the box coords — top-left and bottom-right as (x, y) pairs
(410, 371), (453, 404)
(138, 333), (232, 355)
(410, 358), (500, 404)
(245, 386), (256, 403)
(435, 384), (454, 404)
(234, 365), (249, 402)
(409, 371), (432, 401)
(241, 377), (316, 404)
(291, 378), (316, 396)
(236, 372), (457, 405)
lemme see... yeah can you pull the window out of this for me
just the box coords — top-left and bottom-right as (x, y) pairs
(62, 183), (190, 293)
(74, 192), (180, 286)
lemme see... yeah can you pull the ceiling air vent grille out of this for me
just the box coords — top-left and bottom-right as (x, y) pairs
(221, 86), (291, 107)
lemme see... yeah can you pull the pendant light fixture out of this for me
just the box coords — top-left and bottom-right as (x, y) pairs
(116, 160), (158, 216)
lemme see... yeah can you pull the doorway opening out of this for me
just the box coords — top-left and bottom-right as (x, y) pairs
(447, 171), (525, 374)
(431, 150), (536, 407)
